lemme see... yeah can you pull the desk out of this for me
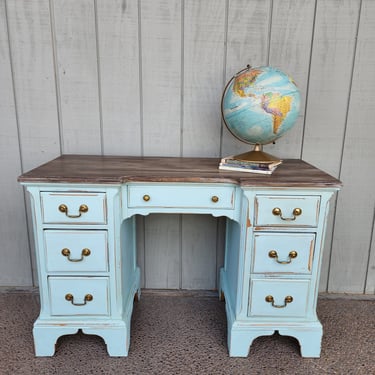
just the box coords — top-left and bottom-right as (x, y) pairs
(18, 156), (341, 357)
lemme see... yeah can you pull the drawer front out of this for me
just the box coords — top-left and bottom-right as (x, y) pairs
(128, 185), (235, 209)
(41, 192), (107, 224)
(255, 195), (320, 227)
(252, 233), (315, 274)
(248, 279), (309, 317)
(44, 230), (108, 272)
(49, 277), (109, 316)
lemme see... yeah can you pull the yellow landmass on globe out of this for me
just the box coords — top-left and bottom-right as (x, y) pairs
(233, 69), (262, 97)
(261, 93), (292, 133)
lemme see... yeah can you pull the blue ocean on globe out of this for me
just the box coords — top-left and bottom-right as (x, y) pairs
(222, 66), (301, 145)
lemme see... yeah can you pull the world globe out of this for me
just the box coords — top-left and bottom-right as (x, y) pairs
(221, 65), (301, 162)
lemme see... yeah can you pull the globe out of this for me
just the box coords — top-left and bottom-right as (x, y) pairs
(221, 65), (301, 162)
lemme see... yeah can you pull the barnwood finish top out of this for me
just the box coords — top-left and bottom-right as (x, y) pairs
(18, 155), (342, 188)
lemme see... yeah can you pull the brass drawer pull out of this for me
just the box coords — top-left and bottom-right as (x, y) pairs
(265, 295), (293, 308)
(268, 250), (298, 264)
(61, 248), (91, 262)
(272, 207), (302, 221)
(143, 194), (151, 202)
(211, 195), (219, 203)
(58, 204), (89, 218)
(65, 293), (93, 306)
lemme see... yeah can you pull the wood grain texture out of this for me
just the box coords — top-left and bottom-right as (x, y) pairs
(18, 155), (342, 188)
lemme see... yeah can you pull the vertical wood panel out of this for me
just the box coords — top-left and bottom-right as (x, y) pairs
(182, 0), (226, 157)
(6, 0), (60, 170)
(140, 0), (182, 156)
(329, 0), (375, 293)
(181, 215), (217, 289)
(52, 0), (102, 154)
(96, 0), (142, 155)
(365, 211), (375, 294)
(140, 0), (182, 288)
(222, 0), (271, 158)
(302, 0), (360, 175)
(144, 214), (180, 289)
(267, 0), (315, 159)
(302, 0), (361, 292)
(0, 0), (31, 286)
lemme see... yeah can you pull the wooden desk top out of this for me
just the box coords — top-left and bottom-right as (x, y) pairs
(18, 155), (342, 188)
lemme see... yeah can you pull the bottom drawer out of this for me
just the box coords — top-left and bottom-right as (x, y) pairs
(49, 277), (109, 316)
(248, 279), (309, 318)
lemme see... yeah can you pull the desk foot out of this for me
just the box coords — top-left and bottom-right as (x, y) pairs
(227, 324), (322, 358)
(278, 326), (322, 358)
(33, 322), (130, 357)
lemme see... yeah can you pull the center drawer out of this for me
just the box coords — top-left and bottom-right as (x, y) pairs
(48, 277), (109, 316)
(127, 184), (235, 209)
(44, 230), (108, 272)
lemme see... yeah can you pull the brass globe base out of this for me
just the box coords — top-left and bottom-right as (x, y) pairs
(232, 144), (281, 164)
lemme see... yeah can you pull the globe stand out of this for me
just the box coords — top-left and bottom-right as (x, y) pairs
(232, 144), (281, 164)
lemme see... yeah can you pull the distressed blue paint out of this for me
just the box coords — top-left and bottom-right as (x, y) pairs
(22, 179), (337, 357)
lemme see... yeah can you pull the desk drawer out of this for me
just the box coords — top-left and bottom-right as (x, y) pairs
(44, 230), (108, 272)
(49, 277), (109, 316)
(128, 184), (235, 209)
(255, 195), (320, 227)
(253, 233), (315, 274)
(248, 279), (309, 317)
(41, 192), (107, 224)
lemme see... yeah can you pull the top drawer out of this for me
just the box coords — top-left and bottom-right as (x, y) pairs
(40, 192), (107, 224)
(128, 184), (235, 209)
(255, 195), (320, 227)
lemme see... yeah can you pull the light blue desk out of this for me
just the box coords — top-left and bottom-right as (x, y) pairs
(18, 155), (341, 357)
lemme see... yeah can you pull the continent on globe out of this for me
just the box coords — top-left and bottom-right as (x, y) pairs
(233, 69), (262, 97)
(261, 92), (292, 134)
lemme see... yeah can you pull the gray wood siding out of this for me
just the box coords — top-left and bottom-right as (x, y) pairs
(1, 0), (374, 294)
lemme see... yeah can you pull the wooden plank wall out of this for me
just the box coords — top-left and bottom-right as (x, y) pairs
(1, 0), (374, 294)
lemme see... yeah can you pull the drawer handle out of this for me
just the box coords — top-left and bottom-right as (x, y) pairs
(61, 248), (91, 262)
(272, 207), (302, 221)
(58, 203), (89, 218)
(143, 194), (151, 202)
(211, 195), (219, 203)
(265, 295), (293, 308)
(268, 250), (298, 264)
(65, 293), (93, 306)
